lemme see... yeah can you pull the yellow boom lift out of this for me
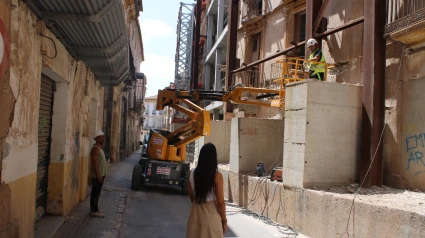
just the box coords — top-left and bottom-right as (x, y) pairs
(131, 57), (331, 193)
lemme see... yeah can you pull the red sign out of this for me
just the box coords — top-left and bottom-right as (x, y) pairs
(0, 17), (10, 81)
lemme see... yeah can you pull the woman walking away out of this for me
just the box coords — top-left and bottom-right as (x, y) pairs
(186, 143), (227, 238)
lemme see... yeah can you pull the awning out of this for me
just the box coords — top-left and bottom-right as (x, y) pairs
(25, 0), (143, 86)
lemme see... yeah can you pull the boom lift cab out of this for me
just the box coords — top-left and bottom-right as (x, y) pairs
(131, 128), (192, 193)
(130, 84), (279, 193)
(131, 96), (211, 194)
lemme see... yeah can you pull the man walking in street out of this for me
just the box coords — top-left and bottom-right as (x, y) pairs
(307, 38), (327, 81)
(90, 130), (107, 218)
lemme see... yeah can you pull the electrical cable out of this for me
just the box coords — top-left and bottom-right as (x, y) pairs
(340, 21), (409, 238)
(225, 149), (298, 236)
(40, 34), (57, 59)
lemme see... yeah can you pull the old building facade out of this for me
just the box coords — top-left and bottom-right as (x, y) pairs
(199, 0), (425, 192)
(0, 0), (145, 236)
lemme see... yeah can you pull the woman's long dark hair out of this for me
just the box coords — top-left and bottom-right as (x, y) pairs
(194, 143), (218, 203)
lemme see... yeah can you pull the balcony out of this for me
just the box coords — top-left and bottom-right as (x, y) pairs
(129, 99), (143, 112)
(386, 0), (425, 45)
(241, 0), (265, 26)
(232, 70), (268, 88)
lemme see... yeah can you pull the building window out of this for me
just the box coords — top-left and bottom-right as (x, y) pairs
(250, 33), (262, 62)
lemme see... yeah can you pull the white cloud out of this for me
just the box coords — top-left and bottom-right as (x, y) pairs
(141, 54), (175, 96)
(140, 19), (173, 42)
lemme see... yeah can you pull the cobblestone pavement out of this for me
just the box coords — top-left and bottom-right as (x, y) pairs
(53, 148), (306, 238)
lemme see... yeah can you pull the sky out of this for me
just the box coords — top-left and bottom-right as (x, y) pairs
(139, 0), (194, 97)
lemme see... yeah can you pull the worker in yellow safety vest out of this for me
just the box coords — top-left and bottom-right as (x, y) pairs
(307, 38), (326, 81)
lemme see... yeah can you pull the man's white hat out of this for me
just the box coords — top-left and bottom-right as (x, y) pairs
(94, 130), (105, 139)
(307, 38), (318, 47)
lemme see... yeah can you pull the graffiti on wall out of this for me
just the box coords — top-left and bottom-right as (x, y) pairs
(405, 133), (425, 174)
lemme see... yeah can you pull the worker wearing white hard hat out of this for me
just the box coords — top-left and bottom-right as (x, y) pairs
(307, 38), (326, 81)
(90, 130), (107, 218)
(93, 129), (104, 139)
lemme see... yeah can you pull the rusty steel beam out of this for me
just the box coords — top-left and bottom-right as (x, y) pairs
(232, 15), (364, 74)
(225, 0), (239, 112)
(233, 41), (305, 73)
(314, 16), (364, 39)
(360, 0), (386, 187)
(192, 0), (202, 90)
(313, 0), (329, 34)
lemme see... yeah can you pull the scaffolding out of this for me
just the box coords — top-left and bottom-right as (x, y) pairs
(175, 3), (195, 91)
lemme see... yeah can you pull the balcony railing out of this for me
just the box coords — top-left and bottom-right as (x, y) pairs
(242, 0), (264, 24)
(242, 9), (265, 24)
(129, 99), (143, 111)
(232, 70), (268, 88)
(386, 0), (425, 36)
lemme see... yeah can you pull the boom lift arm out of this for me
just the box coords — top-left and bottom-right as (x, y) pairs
(150, 86), (282, 162)
(149, 56), (334, 163)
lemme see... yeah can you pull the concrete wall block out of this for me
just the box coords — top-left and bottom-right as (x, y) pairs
(307, 81), (362, 108)
(285, 82), (308, 110)
(218, 164), (425, 238)
(245, 176), (268, 215)
(229, 118), (240, 172)
(306, 103), (362, 138)
(204, 121), (230, 164)
(218, 165), (230, 201)
(284, 80), (362, 188)
(282, 142), (305, 188)
(264, 181), (283, 222)
(228, 171), (243, 206)
(284, 110), (307, 144)
(278, 186), (298, 227)
(237, 118), (284, 173)
(304, 136), (357, 187)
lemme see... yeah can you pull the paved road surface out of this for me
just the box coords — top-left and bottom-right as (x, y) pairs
(53, 148), (304, 238)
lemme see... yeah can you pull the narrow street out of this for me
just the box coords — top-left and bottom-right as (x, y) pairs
(50, 148), (303, 238)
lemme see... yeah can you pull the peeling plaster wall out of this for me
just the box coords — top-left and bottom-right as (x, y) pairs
(383, 42), (425, 191)
(2, 0), (42, 185)
(0, 1), (104, 235)
(110, 85), (124, 163)
(0, 1), (42, 234)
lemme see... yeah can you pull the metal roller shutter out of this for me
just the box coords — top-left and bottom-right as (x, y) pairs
(35, 75), (55, 220)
